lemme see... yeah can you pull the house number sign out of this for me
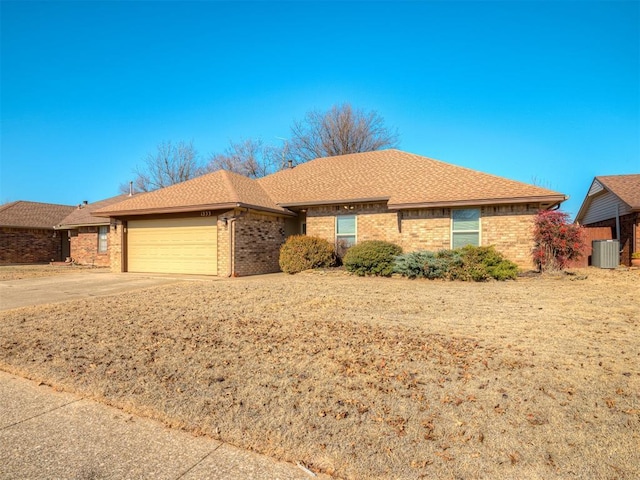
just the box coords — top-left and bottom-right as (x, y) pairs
(200, 211), (212, 217)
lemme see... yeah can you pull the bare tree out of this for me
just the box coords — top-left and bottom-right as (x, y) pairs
(287, 103), (399, 165)
(206, 138), (278, 178)
(120, 140), (203, 193)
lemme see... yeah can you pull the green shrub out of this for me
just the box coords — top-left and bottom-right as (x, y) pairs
(393, 250), (460, 279)
(450, 245), (518, 281)
(393, 245), (518, 281)
(393, 251), (435, 279)
(343, 240), (402, 276)
(278, 235), (336, 274)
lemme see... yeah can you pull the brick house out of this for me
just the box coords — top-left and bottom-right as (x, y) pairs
(575, 174), (640, 266)
(96, 149), (567, 276)
(0, 201), (75, 264)
(55, 194), (134, 267)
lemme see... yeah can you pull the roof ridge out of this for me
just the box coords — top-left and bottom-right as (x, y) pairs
(219, 169), (242, 203)
(0, 201), (20, 213)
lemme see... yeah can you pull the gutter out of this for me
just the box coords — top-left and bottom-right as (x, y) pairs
(54, 222), (110, 230)
(279, 197), (390, 208)
(94, 202), (295, 218)
(387, 195), (567, 210)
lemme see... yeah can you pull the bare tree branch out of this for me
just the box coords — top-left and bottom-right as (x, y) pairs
(120, 140), (203, 193)
(206, 138), (277, 178)
(287, 103), (399, 165)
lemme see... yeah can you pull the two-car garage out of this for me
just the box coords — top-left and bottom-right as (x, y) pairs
(126, 217), (218, 275)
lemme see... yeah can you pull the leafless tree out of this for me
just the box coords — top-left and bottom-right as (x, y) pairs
(206, 138), (278, 178)
(287, 103), (399, 165)
(120, 140), (203, 193)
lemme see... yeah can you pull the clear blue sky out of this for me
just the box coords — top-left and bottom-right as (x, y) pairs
(1, 1), (638, 217)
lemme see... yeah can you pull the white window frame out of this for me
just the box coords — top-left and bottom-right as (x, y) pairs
(451, 208), (481, 248)
(335, 214), (357, 251)
(98, 226), (109, 253)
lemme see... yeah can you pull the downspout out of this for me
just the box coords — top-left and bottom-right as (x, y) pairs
(615, 204), (620, 241)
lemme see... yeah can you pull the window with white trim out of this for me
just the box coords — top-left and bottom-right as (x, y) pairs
(336, 215), (356, 256)
(451, 209), (480, 248)
(98, 226), (109, 253)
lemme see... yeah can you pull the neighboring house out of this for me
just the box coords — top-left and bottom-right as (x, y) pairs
(55, 194), (134, 267)
(575, 174), (640, 266)
(0, 201), (75, 264)
(95, 149), (567, 276)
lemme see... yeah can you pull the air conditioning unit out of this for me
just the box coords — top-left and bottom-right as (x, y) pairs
(592, 240), (619, 269)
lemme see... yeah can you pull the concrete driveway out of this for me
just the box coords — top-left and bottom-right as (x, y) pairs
(0, 272), (188, 311)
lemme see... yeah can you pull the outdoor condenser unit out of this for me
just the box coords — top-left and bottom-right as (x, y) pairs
(592, 240), (620, 269)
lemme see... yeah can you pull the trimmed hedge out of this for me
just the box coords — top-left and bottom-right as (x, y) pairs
(343, 240), (402, 276)
(279, 235), (336, 274)
(393, 245), (518, 281)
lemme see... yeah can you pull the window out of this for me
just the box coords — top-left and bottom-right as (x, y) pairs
(451, 209), (480, 248)
(98, 226), (109, 253)
(336, 215), (356, 256)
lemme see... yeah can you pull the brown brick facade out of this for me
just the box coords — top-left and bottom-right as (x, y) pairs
(306, 202), (542, 268)
(109, 221), (124, 272)
(230, 212), (286, 276)
(107, 202), (544, 275)
(0, 227), (65, 264)
(583, 213), (639, 266)
(217, 210), (287, 277)
(68, 226), (110, 267)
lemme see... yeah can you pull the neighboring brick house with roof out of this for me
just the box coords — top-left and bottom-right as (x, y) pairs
(55, 194), (133, 267)
(575, 174), (640, 266)
(96, 149), (567, 276)
(0, 201), (75, 264)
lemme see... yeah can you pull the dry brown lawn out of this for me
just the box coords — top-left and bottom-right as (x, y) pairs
(0, 264), (107, 281)
(1, 268), (638, 479)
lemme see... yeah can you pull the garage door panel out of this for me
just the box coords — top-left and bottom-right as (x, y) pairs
(127, 217), (217, 275)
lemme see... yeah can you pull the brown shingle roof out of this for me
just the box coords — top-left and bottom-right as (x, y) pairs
(596, 174), (640, 210)
(0, 201), (75, 229)
(258, 149), (566, 208)
(56, 194), (133, 228)
(95, 170), (293, 216)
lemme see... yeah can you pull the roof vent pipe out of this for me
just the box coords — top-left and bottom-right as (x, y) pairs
(129, 181), (134, 196)
(83, 200), (88, 205)
(288, 159), (293, 169)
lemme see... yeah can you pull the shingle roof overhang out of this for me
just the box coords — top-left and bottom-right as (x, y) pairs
(280, 197), (390, 208)
(387, 195), (567, 210)
(94, 202), (296, 218)
(55, 222), (109, 229)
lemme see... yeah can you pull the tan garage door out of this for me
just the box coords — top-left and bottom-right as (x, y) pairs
(127, 217), (217, 275)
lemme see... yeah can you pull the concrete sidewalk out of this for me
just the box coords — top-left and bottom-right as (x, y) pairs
(0, 371), (324, 479)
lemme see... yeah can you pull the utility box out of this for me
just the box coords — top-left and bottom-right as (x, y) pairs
(592, 240), (620, 268)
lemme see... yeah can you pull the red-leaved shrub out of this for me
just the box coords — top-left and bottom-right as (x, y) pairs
(532, 210), (585, 271)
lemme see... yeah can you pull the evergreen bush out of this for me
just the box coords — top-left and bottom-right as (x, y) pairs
(278, 235), (336, 274)
(393, 245), (518, 281)
(343, 240), (402, 276)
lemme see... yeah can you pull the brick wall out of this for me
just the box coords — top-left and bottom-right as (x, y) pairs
(583, 213), (639, 266)
(109, 221), (123, 272)
(305, 202), (543, 268)
(481, 204), (539, 268)
(0, 227), (63, 264)
(232, 212), (286, 276)
(217, 212), (233, 277)
(69, 226), (110, 267)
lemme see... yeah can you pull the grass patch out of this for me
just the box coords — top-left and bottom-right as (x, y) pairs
(0, 264), (107, 281)
(1, 269), (638, 479)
